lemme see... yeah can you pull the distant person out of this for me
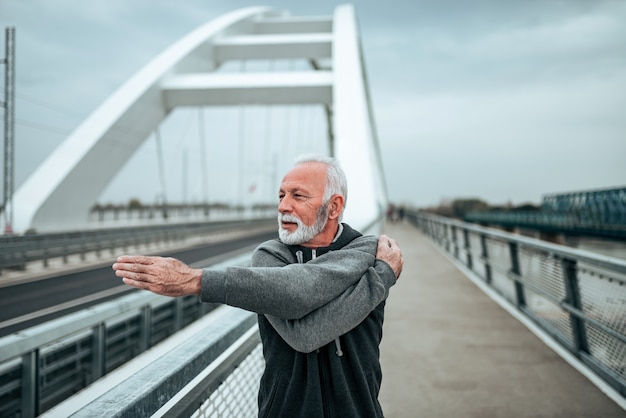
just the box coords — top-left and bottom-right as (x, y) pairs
(387, 203), (396, 222)
(398, 206), (405, 222)
(113, 154), (404, 417)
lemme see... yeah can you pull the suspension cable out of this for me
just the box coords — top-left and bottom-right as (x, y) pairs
(154, 127), (168, 219)
(237, 60), (246, 208)
(198, 107), (209, 213)
(263, 60), (275, 200)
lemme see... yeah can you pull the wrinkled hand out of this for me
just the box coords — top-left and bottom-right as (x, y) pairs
(112, 255), (202, 297)
(376, 235), (404, 279)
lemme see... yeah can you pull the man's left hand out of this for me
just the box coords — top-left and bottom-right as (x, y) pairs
(376, 235), (404, 279)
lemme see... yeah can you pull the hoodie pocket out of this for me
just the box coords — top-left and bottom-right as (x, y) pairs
(259, 371), (284, 418)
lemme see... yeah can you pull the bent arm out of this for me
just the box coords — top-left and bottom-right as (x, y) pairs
(266, 260), (396, 352)
(200, 245), (375, 319)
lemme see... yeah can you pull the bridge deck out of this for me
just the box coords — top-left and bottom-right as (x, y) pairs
(379, 220), (624, 417)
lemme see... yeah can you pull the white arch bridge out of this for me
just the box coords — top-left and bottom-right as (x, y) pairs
(11, 4), (387, 234)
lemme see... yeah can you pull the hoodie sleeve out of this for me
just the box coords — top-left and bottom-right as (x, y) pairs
(266, 259), (396, 352)
(200, 241), (376, 319)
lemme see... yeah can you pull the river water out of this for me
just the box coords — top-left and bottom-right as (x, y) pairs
(512, 228), (626, 261)
(563, 236), (626, 261)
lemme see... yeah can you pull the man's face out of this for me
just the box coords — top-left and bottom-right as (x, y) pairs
(277, 162), (329, 245)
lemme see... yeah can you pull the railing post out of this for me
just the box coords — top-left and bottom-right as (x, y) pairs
(442, 222), (447, 249)
(91, 323), (106, 382)
(21, 350), (40, 418)
(42, 245), (49, 268)
(175, 298), (184, 331)
(80, 236), (86, 261)
(561, 258), (589, 355)
(508, 242), (526, 308)
(140, 305), (153, 351)
(463, 229), (473, 270)
(63, 236), (69, 264)
(451, 225), (459, 259)
(480, 234), (492, 284)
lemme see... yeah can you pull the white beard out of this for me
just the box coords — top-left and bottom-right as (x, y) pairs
(277, 204), (329, 245)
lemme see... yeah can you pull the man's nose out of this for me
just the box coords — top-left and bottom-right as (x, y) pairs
(278, 196), (292, 213)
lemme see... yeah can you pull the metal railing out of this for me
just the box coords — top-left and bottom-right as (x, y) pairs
(409, 211), (626, 398)
(41, 308), (263, 418)
(0, 253), (252, 417)
(0, 218), (274, 272)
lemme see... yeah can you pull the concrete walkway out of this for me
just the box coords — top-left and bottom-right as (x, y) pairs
(378, 221), (624, 418)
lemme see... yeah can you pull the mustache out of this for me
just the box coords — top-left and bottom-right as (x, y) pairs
(278, 213), (302, 225)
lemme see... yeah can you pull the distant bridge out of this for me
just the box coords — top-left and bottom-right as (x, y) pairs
(465, 187), (626, 240)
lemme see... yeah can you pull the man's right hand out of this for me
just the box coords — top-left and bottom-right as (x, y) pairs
(376, 235), (404, 279)
(112, 255), (203, 297)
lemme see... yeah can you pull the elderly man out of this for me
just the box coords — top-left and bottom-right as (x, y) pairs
(113, 154), (403, 417)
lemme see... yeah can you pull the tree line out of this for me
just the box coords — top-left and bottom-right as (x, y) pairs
(420, 198), (540, 220)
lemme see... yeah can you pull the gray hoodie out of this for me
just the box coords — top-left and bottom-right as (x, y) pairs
(200, 223), (397, 417)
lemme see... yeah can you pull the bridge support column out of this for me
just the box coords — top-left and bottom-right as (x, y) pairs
(539, 231), (565, 245)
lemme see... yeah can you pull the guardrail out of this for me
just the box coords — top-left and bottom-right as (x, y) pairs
(0, 218), (273, 272)
(42, 308), (263, 418)
(0, 253), (252, 418)
(408, 211), (626, 398)
(153, 324), (262, 418)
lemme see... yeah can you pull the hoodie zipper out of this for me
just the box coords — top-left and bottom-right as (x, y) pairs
(310, 248), (335, 418)
(309, 250), (344, 357)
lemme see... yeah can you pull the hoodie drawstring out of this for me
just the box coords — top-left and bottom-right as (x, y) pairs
(334, 338), (344, 357)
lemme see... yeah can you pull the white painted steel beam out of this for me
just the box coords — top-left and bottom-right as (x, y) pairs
(332, 4), (387, 234)
(253, 16), (333, 34)
(214, 33), (332, 62)
(162, 71), (332, 107)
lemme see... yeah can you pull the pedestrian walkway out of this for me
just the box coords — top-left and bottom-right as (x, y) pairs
(378, 221), (625, 418)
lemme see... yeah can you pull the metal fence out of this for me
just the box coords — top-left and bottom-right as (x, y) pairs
(40, 307), (262, 418)
(409, 211), (626, 398)
(154, 324), (263, 418)
(0, 253), (252, 417)
(0, 218), (273, 272)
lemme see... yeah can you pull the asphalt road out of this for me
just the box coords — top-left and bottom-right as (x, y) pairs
(0, 229), (277, 337)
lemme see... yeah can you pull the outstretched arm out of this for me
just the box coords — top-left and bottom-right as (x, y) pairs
(200, 247), (377, 318)
(113, 245), (377, 319)
(113, 233), (403, 343)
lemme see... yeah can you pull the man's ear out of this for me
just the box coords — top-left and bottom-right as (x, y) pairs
(328, 195), (345, 220)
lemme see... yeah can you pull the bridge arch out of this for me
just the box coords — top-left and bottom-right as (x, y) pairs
(12, 4), (386, 233)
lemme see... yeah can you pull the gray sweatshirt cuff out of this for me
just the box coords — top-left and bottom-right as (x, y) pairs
(200, 268), (226, 303)
(376, 260), (397, 288)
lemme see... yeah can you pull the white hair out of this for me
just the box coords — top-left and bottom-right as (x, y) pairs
(293, 154), (348, 218)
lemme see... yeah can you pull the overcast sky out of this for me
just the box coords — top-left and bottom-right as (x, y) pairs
(1, 0), (625, 210)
